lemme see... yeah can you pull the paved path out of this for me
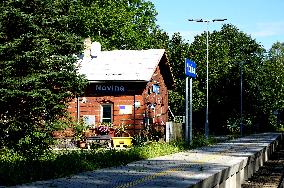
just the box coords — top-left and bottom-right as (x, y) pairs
(14, 133), (282, 188)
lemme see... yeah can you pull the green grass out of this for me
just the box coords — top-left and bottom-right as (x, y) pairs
(0, 135), (217, 186)
(276, 124), (284, 132)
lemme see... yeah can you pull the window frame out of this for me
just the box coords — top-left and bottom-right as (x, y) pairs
(101, 103), (113, 123)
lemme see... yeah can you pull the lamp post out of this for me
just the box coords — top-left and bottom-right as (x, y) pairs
(239, 61), (249, 136)
(188, 19), (227, 138)
(240, 62), (243, 137)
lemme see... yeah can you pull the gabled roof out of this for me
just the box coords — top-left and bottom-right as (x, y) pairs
(77, 49), (170, 82)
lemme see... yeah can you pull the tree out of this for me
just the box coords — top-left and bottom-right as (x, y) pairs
(254, 42), (284, 130)
(0, 0), (169, 157)
(167, 25), (283, 134)
(0, 0), (87, 158)
(69, 0), (169, 50)
(167, 33), (204, 122)
(167, 33), (188, 118)
(188, 24), (265, 134)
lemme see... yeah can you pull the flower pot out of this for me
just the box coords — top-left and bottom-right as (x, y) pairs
(112, 137), (133, 148)
(77, 140), (86, 148)
(122, 132), (130, 137)
(108, 128), (116, 137)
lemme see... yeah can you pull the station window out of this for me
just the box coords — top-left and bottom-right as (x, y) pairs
(101, 104), (113, 123)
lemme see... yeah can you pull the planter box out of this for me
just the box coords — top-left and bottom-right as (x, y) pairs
(112, 137), (133, 148)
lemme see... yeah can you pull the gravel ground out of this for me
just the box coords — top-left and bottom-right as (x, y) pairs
(242, 141), (284, 188)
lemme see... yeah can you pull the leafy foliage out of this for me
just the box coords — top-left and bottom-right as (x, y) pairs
(0, 0), (169, 158)
(167, 33), (204, 118)
(206, 24), (264, 134)
(254, 42), (284, 130)
(69, 0), (169, 50)
(0, 0), (87, 158)
(166, 24), (283, 134)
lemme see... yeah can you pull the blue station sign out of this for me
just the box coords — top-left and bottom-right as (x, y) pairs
(185, 58), (196, 78)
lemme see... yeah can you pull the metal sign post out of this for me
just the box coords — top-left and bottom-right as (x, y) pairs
(189, 77), (193, 143)
(185, 77), (189, 142)
(185, 58), (196, 144)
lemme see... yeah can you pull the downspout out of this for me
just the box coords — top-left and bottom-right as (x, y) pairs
(77, 96), (80, 123)
(134, 94), (136, 134)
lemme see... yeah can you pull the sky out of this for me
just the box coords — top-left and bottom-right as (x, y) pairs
(149, 0), (284, 50)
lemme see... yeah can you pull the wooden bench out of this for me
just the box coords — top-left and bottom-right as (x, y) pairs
(86, 135), (112, 148)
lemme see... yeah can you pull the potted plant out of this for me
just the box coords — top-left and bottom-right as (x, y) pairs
(97, 125), (110, 135)
(95, 122), (116, 137)
(74, 121), (88, 148)
(108, 127), (116, 137)
(115, 124), (130, 137)
(112, 124), (133, 148)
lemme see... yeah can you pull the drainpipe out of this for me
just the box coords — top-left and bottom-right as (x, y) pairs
(77, 97), (80, 123)
(134, 94), (136, 134)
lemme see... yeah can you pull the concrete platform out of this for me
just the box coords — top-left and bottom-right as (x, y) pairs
(16, 132), (283, 188)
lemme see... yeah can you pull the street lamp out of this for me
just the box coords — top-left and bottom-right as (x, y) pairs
(240, 62), (244, 137)
(188, 18), (227, 138)
(239, 61), (249, 136)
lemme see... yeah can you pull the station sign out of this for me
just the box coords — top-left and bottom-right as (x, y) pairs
(185, 58), (196, 78)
